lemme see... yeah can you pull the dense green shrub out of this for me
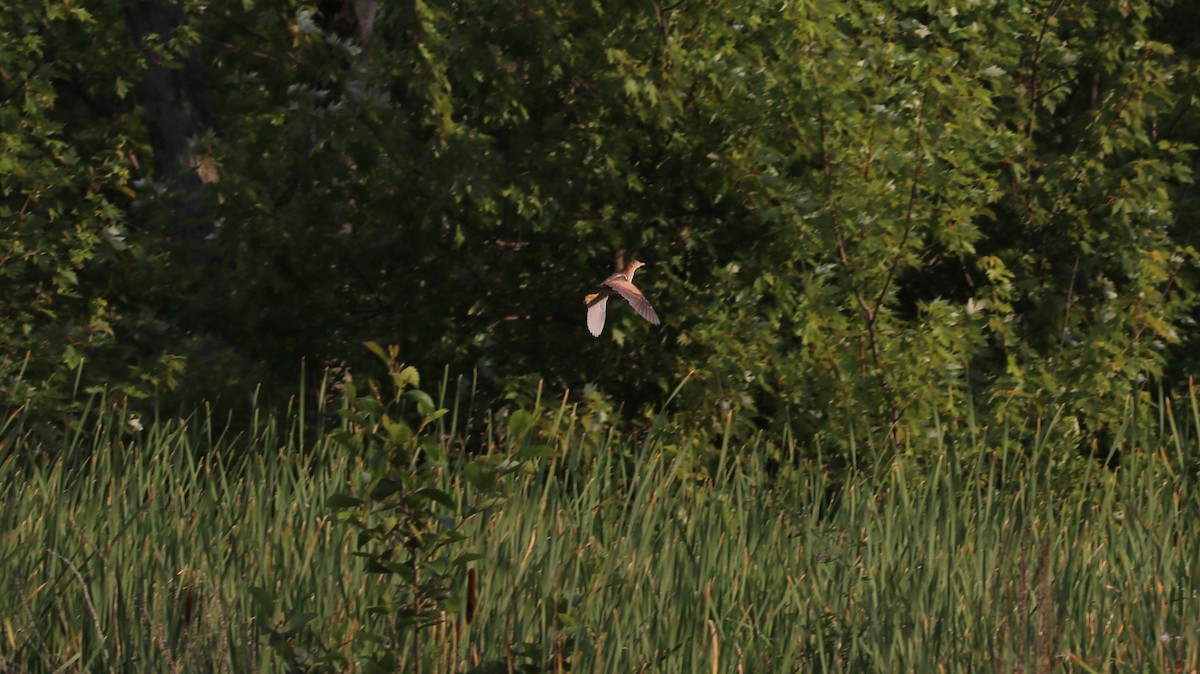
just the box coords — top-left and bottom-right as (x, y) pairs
(0, 4), (190, 427)
(4, 1), (1198, 464)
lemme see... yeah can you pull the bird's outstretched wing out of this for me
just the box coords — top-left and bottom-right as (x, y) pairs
(586, 294), (610, 336)
(605, 277), (660, 325)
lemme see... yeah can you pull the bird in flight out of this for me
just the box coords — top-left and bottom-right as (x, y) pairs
(584, 260), (661, 336)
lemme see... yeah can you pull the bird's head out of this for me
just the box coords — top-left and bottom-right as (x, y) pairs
(624, 260), (647, 279)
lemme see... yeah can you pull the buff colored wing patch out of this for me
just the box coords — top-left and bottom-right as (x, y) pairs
(605, 278), (660, 326)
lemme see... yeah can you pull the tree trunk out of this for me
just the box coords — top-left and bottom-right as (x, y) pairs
(123, 0), (214, 244)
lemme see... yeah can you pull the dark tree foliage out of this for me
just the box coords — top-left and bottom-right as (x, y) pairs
(2, 0), (1197, 459)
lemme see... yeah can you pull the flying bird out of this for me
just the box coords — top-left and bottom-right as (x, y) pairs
(584, 260), (661, 337)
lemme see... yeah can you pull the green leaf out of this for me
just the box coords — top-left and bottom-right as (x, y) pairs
(411, 487), (456, 509)
(397, 366), (420, 391)
(281, 613), (317, 637)
(422, 407), (449, 426)
(463, 463), (498, 491)
(466, 496), (506, 513)
(508, 409), (535, 443)
(248, 586), (275, 621)
(326, 492), (364, 509)
(452, 552), (484, 566)
(382, 417), (413, 446)
(364, 340), (388, 363)
(518, 444), (555, 459)
(403, 389), (436, 417)
(369, 478), (403, 501)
